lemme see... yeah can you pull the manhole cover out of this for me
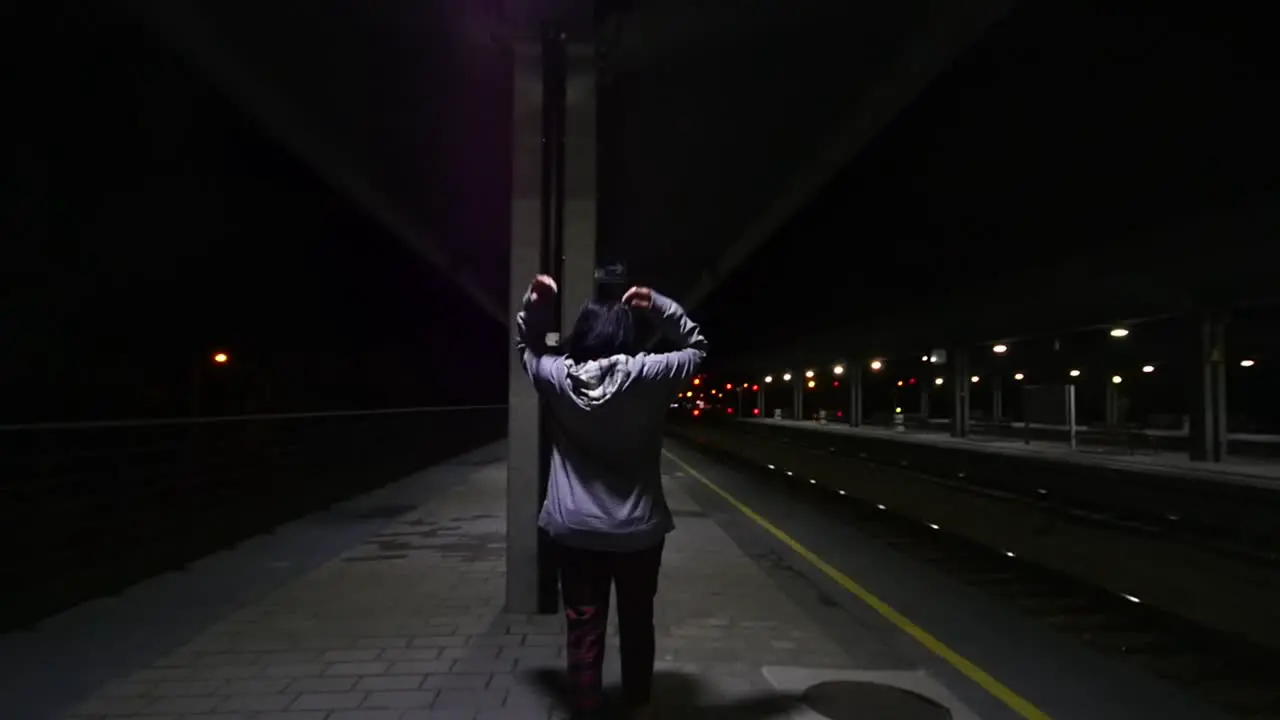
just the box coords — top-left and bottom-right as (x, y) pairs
(802, 681), (951, 719)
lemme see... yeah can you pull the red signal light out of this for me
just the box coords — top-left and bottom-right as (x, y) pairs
(725, 383), (733, 390)
(833, 381), (840, 387)
(692, 409), (701, 417)
(726, 407), (734, 414)
(753, 408), (760, 416)
(751, 385), (759, 391)
(837, 411), (844, 417)
(909, 377), (917, 385)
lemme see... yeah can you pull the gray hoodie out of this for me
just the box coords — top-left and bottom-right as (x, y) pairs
(515, 291), (707, 552)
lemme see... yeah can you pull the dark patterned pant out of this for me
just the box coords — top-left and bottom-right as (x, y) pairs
(558, 540), (665, 715)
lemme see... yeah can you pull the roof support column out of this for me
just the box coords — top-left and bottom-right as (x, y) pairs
(848, 364), (863, 428)
(507, 25), (597, 614)
(1188, 313), (1228, 462)
(950, 348), (971, 438)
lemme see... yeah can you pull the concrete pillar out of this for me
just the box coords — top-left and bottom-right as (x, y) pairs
(950, 348), (970, 438)
(992, 376), (1003, 424)
(560, 43), (597, 326)
(1189, 314), (1228, 462)
(506, 39), (544, 614)
(848, 365), (863, 428)
(506, 29), (597, 614)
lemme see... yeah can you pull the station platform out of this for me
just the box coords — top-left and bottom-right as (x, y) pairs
(753, 417), (1280, 487)
(0, 441), (1228, 720)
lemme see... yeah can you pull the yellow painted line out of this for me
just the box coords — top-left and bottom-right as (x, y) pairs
(663, 448), (1053, 720)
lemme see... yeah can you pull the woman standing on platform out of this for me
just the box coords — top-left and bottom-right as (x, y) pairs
(515, 275), (708, 720)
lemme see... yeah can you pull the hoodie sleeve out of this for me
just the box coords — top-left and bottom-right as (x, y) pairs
(638, 291), (707, 383)
(515, 287), (562, 390)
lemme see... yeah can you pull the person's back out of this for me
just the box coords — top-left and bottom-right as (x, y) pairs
(514, 276), (707, 720)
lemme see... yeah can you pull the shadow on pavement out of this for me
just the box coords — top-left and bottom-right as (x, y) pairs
(526, 666), (805, 718)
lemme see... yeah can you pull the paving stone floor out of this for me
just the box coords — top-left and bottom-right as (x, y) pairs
(60, 459), (862, 720)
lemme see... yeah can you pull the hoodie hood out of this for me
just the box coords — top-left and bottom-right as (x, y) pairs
(564, 354), (633, 409)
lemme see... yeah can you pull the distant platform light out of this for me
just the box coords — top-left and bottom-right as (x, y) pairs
(1142, 365), (1155, 373)
(212, 352), (229, 364)
(1069, 369), (1081, 377)
(897, 380), (904, 387)
(934, 377), (944, 385)
(1112, 375), (1123, 384)
(895, 407), (903, 414)
(993, 344), (1008, 354)
(807, 380), (816, 388)
(833, 364), (845, 375)
(921, 355), (930, 362)
(805, 369), (815, 378)
(970, 375), (980, 383)
(1014, 373), (1025, 381)
(870, 359), (884, 371)
(764, 375), (773, 383)
(782, 373), (792, 381)
(1121, 593), (1141, 604)
(692, 377), (701, 386)
(1110, 328), (1130, 338)
(1241, 359), (1257, 368)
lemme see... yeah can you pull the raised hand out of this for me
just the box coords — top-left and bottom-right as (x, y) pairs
(530, 274), (558, 303)
(622, 285), (653, 309)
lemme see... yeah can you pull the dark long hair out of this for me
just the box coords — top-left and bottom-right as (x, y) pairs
(564, 300), (637, 362)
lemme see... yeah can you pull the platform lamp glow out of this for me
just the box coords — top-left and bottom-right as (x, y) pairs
(212, 352), (229, 364)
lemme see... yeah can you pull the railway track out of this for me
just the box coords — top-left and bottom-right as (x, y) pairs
(677, 432), (1280, 719)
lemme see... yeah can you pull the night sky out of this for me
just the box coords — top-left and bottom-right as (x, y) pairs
(3, 3), (506, 422)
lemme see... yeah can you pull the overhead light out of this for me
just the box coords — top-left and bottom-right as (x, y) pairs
(764, 375), (773, 383)
(1141, 365), (1155, 374)
(1112, 375), (1123, 384)
(993, 344), (1008, 354)
(782, 373), (792, 381)
(1014, 373), (1025, 381)
(970, 375), (980, 383)
(805, 369), (815, 378)
(1121, 593), (1141, 604)
(1110, 328), (1130, 338)
(921, 355), (930, 362)
(1240, 359), (1256, 368)
(1069, 369), (1081, 377)
(934, 377), (944, 385)
(870, 360), (884, 371)
(832, 365), (845, 375)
